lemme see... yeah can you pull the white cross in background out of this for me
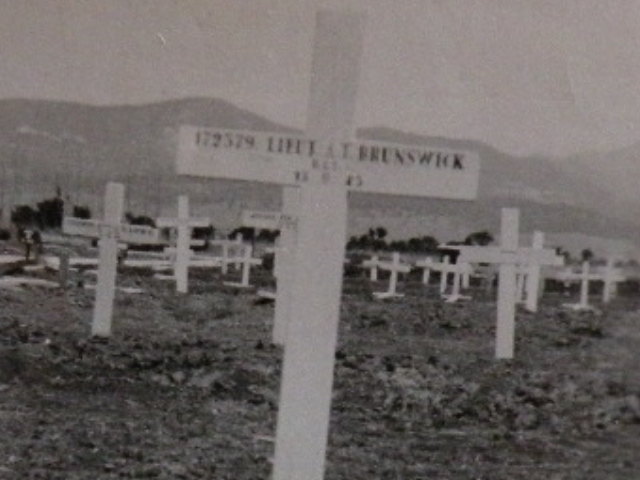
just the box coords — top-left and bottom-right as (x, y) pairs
(453, 208), (564, 359)
(414, 256), (435, 285)
(156, 195), (210, 293)
(556, 258), (625, 311)
(223, 244), (262, 289)
(210, 233), (244, 274)
(600, 258), (626, 303)
(63, 182), (161, 337)
(362, 254), (380, 281)
(438, 256), (473, 303)
(372, 252), (411, 299)
(558, 261), (601, 311)
(512, 231), (547, 312)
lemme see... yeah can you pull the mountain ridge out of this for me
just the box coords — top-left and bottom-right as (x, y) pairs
(0, 97), (638, 258)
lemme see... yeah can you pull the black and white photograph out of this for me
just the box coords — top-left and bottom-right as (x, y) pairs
(0, 1), (639, 478)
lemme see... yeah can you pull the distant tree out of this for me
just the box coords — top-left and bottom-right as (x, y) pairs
(556, 247), (571, 264)
(256, 229), (279, 242)
(193, 225), (214, 240)
(581, 248), (594, 262)
(125, 212), (156, 227)
(37, 197), (64, 229)
(11, 205), (38, 227)
(229, 226), (255, 241)
(375, 226), (388, 240)
(388, 240), (408, 252)
(464, 230), (494, 246)
(72, 205), (92, 219)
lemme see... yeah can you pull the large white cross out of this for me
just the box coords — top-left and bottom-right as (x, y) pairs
(454, 208), (563, 359)
(372, 252), (411, 299)
(156, 195), (210, 293)
(176, 10), (480, 480)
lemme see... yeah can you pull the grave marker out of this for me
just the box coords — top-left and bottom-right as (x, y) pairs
(92, 182), (125, 337)
(438, 257), (473, 303)
(223, 244), (262, 289)
(372, 252), (411, 299)
(210, 234), (244, 274)
(557, 261), (618, 311)
(455, 209), (563, 358)
(414, 257), (434, 285)
(524, 231), (545, 312)
(176, 10), (480, 480)
(156, 195), (210, 293)
(362, 254), (380, 281)
(600, 258), (626, 304)
(63, 182), (164, 337)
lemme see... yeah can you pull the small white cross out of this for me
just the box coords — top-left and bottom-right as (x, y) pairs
(223, 244), (262, 289)
(372, 252), (411, 299)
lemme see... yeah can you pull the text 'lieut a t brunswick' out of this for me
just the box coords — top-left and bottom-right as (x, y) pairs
(194, 129), (467, 171)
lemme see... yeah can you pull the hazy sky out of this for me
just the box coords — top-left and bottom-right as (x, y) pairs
(1, 0), (640, 157)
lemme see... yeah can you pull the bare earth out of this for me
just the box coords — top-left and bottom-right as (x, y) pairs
(0, 254), (639, 479)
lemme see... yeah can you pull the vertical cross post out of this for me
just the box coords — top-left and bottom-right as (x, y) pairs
(419, 258), (432, 285)
(363, 254), (379, 281)
(439, 256), (451, 294)
(525, 231), (544, 312)
(58, 252), (70, 289)
(272, 11), (364, 480)
(272, 186), (300, 346)
(175, 195), (190, 293)
(388, 252), (401, 294)
(92, 182), (125, 337)
(495, 208), (519, 359)
(579, 261), (590, 307)
(601, 258), (624, 304)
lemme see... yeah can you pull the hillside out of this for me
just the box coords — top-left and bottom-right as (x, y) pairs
(0, 97), (639, 257)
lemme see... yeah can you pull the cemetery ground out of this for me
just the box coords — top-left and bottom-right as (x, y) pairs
(1, 248), (639, 479)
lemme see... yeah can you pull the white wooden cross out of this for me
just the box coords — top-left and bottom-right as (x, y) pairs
(372, 252), (411, 299)
(156, 195), (210, 293)
(437, 256), (473, 303)
(513, 231), (547, 312)
(362, 254), (380, 281)
(223, 244), (262, 289)
(599, 258), (626, 304)
(175, 10), (480, 480)
(415, 255), (472, 301)
(63, 182), (163, 337)
(454, 208), (563, 359)
(210, 233), (244, 274)
(559, 261), (601, 311)
(557, 258), (624, 310)
(414, 256), (435, 285)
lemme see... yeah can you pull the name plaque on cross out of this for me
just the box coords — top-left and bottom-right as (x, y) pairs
(177, 126), (480, 200)
(241, 209), (298, 231)
(63, 217), (160, 245)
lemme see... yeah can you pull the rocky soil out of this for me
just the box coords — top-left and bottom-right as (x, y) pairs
(0, 251), (639, 479)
